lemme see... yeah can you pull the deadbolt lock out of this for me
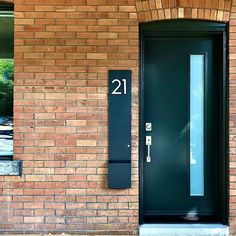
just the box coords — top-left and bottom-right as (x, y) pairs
(146, 123), (152, 131)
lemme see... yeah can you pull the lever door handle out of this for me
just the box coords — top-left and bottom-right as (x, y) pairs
(146, 136), (152, 162)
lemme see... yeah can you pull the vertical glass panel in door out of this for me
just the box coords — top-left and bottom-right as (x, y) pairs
(190, 54), (204, 197)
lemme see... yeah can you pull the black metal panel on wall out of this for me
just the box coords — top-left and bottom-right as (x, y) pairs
(108, 70), (131, 189)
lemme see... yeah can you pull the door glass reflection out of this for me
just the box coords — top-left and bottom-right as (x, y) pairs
(190, 54), (204, 196)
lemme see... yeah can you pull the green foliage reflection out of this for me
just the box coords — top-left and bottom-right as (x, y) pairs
(0, 60), (14, 116)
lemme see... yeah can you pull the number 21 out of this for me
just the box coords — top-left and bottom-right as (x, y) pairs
(111, 79), (127, 95)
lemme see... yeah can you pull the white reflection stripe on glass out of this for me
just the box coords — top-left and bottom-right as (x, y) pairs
(190, 54), (204, 197)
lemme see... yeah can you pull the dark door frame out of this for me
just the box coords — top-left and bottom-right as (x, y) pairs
(139, 20), (229, 225)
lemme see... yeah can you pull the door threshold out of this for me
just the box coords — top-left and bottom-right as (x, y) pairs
(139, 224), (229, 236)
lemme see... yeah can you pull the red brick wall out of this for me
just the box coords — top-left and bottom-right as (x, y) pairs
(230, 1), (236, 235)
(0, 0), (234, 235)
(3, 0), (139, 234)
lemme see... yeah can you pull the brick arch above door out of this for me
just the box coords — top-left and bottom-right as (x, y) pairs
(135, 0), (232, 22)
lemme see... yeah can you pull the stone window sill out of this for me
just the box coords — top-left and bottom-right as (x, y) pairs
(0, 161), (22, 176)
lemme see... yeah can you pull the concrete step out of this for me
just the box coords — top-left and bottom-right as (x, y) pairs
(140, 224), (229, 236)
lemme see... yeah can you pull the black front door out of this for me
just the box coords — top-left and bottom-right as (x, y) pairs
(140, 21), (227, 224)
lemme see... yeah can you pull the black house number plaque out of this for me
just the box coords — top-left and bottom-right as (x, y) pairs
(108, 70), (131, 189)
